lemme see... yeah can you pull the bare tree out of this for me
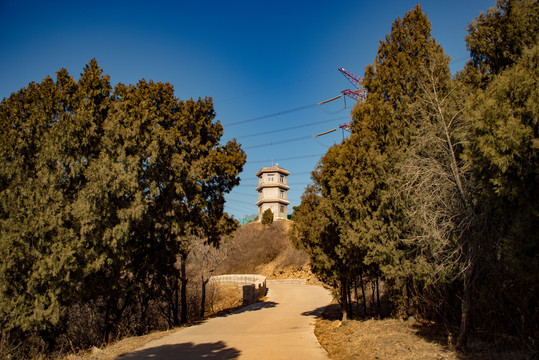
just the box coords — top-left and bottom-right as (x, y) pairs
(393, 55), (477, 349)
(189, 237), (238, 318)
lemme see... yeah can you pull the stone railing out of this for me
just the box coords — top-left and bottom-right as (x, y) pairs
(266, 278), (306, 285)
(209, 274), (267, 305)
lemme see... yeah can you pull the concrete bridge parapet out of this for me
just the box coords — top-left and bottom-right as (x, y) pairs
(209, 274), (267, 305)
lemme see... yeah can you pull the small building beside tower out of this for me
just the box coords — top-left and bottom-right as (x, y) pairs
(255, 165), (290, 221)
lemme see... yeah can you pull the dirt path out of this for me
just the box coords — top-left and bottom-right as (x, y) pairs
(121, 281), (332, 360)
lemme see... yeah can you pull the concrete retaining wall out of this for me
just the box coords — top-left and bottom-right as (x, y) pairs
(209, 274), (267, 305)
(266, 279), (306, 285)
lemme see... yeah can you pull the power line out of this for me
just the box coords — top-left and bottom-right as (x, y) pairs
(244, 134), (313, 150)
(236, 181), (312, 187)
(227, 198), (256, 206)
(289, 170), (313, 176)
(231, 191), (257, 197)
(225, 103), (319, 127)
(225, 202), (254, 212)
(225, 205), (257, 217)
(236, 116), (350, 139)
(247, 153), (324, 165)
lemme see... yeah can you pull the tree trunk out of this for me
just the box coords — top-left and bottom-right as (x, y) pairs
(360, 273), (367, 315)
(347, 283), (353, 319)
(103, 307), (110, 343)
(200, 276), (208, 318)
(353, 277), (359, 315)
(180, 252), (188, 324)
(340, 278), (349, 321)
(371, 281), (376, 315)
(457, 263), (473, 350)
(376, 275), (381, 316)
(167, 297), (173, 328)
(173, 277), (179, 326)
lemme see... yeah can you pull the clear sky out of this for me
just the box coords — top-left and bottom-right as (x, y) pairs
(0, 0), (495, 221)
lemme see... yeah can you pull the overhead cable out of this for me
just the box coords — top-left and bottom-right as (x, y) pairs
(289, 170), (314, 176)
(227, 198), (257, 206)
(225, 103), (319, 127)
(313, 128), (337, 137)
(318, 95), (342, 105)
(235, 116), (350, 139)
(243, 135), (313, 149)
(247, 153), (324, 165)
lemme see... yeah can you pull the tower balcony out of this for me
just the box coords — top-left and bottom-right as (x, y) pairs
(255, 198), (290, 206)
(255, 182), (290, 191)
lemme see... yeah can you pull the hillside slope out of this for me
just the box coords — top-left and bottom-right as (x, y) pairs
(216, 220), (318, 283)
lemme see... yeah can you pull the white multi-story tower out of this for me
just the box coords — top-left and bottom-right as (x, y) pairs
(255, 164), (290, 220)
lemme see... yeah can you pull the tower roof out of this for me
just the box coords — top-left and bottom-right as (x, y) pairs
(256, 183), (290, 191)
(255, 164), (289, 177)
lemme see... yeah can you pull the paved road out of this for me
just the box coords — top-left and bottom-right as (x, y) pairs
(122, 281), (332, 359)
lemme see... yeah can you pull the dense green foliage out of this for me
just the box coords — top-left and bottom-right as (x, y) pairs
(293, 0), (538, 351)
(0, 60), (245, 356)
(466, 44), (538, 277)
(466, 0), (538, 81)
(293, 4), (451, 320)
(261, 208), (274, 225)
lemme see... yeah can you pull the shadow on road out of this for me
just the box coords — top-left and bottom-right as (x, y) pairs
(229, 300), (278, 315)
(120, 340), (241, 360)
(301, 303), (335, 318)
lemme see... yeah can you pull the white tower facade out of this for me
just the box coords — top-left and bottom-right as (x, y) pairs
(255, 165), (290, 220)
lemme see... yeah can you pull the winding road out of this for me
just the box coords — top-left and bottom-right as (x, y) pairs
(122, 281), (332, 359)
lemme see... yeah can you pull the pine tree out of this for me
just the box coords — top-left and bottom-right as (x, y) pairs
(293, 5), (457, 321)
(457, 0), (539, 347)
(0, 61), (111, 336)
(466, 0), (539, 82)
(261, 209), (274, 225)
(346, 5), (448, 314)
(462, 43), (539, 344)
(0, 60), (246, 353)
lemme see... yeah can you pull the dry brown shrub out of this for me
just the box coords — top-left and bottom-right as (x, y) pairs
(217, 221), (305, 275)
(205, 284), (243, 316)
(315, 305), (535, 360)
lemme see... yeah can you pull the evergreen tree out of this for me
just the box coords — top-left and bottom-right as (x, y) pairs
(347, 5), (447, 314)
(0, 61), (112, 340)
(466, 0), (539, 82)
(261, 209), (274, 225)
(293, 5), (455, 320)
(458, 0), (539, 347)
(463, 43), (539, 343)
(0, 60), (245, 353)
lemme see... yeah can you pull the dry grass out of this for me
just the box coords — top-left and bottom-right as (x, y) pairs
(62, 221), (534, 360)
(205, 283), (243, 316)
(316, 316), (456, 360)
(217, 220), (309, 275)
(62, 284), (244, 360)
(63, 328), (178, 360)
(314, 304), (534, 360)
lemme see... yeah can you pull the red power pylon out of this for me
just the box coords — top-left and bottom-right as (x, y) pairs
(314, 68), (367, 137)
(338, 67), (367, 101)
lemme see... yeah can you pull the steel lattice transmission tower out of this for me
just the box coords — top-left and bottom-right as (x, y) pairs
(314, 67), (368, 138)
(337, 67), (367, 133)
(338, 67), (367, 102)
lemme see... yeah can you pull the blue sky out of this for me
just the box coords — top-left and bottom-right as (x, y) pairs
(0, 0), (495, 221)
